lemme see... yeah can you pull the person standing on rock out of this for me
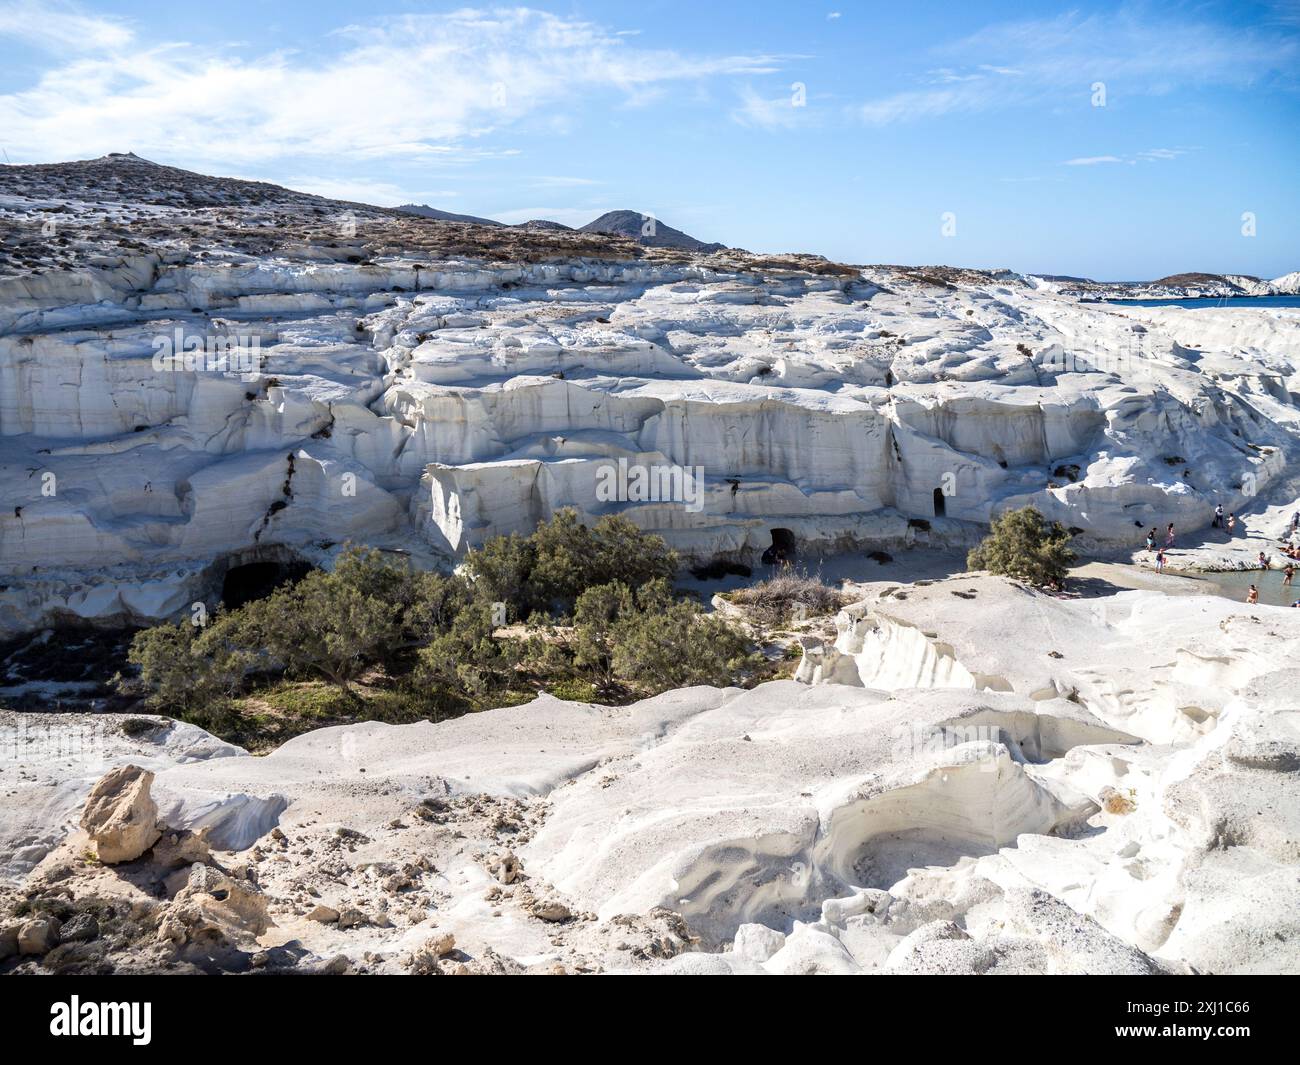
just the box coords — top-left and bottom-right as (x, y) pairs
(1145, 528), (1156, 553)
(1213, 504), (1224, 528)
(1227, 513), (1237, 535)
(1155, 549), (1167, 573)
(1247, 584), (1259, 605)
(1165, 522), (1176, 547)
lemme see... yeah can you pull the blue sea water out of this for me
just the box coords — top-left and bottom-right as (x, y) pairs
(1103, 295), (1300, 309)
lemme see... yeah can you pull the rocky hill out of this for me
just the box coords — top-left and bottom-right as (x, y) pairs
(579, 209), (727, 252)
(1033, 269), (1295, 300)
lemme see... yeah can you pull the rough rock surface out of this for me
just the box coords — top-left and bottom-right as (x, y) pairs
(3, 156), (1298, 635)
(79, 765), (162, 865)
(2, 156), (1298, 976)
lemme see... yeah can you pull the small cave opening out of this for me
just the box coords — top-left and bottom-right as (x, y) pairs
(220, 558), (313, 609)
(761, 527), (797, 566)
(932, 487), (947, 517)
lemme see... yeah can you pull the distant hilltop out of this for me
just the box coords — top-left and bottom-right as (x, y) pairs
(397, 204), (727, 253)
(578, 210), (727, 253)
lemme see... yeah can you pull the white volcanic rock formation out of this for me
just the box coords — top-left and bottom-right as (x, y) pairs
(3, 577), (1295, 974)
(1035, 269), (1300, 299)
(2, 158), (1299, 637)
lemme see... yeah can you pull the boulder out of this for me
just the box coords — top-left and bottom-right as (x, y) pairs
(489, 850), (521, 884)
(59, 913), (99, 943)
(150, 828), (212, 869)
(79, 765), (162, 864)
(17, 917), (61, 956)
(0, 924), (18, 960)
(158, 864), (270, 949)
(733, 922), (786, 962)
(529, 898), (571, 923)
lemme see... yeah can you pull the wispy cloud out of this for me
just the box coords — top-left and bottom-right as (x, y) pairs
(1137, 146), (1192, 161)
(730, 85), (806, 129)
(0, 0), (133, 52)
(856, 8), (1299, 124)
(0, 5), (786, 166)
(281, 176), (439, 206)
(1063, 147), (1197, 166)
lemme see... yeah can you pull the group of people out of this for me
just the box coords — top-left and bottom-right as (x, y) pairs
(1146, 507), (1300, 605)
(1281, 511), (1300, 559)
(1143, 522), (1176, 572)
(1210, 505), (1240, 535)
(1241, 513), (1300, 607)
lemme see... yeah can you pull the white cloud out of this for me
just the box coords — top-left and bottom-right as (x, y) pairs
(856, 8), (1299, 124)
(281, 176), (438, 206)
(858, 88), (968, 125)
(730, 85), (805, 129)
(1063, 147), (1197, 166)
(0, 7), (786, 167)
(0, 0), (133, 52)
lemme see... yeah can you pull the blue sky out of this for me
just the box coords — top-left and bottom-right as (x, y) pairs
(1, 0), (1297, 279)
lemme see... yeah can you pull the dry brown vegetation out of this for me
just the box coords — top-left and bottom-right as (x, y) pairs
(728, 572), (846, 628)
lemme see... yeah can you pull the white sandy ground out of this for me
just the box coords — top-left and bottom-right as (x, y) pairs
(2, 572), (1296, 975)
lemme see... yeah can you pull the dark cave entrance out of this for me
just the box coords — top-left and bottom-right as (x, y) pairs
(933, 487), (947, 517)
(761, 527), (797, 566)
(220, 558), (313, 609)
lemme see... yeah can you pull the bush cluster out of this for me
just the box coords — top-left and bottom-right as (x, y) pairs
(125, 510), (757, 741)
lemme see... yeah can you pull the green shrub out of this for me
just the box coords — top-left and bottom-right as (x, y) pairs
(585, 513), (678, 591)
(126, 546), (457, 712)
(463, 509), (678, 618)
(571, 580), (635, 681)
(547, 678), (599, 702)
(361, 685), (470, 725)
(416, 602), (520, 696)
(967, 505), (1075, 587)
(462, 531), (537, 618)
(607, 582), (753, 692)
(247, 568), (401, 696)
(126, 615), (249, 714)
(260, 680), (355, 720)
